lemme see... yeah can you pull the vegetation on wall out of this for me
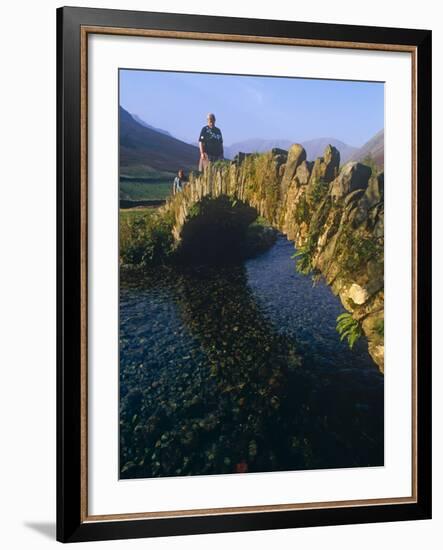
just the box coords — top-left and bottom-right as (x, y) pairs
(308, 177), (329, 204)
(294, 193), (310, 225)
(292, 237), (316, 275)
(335, 226), (382, 277)
(336, 313), (362, 349)
(374, 318), (384, 338)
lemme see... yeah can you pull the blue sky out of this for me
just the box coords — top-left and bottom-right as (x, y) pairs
(120, 69), (384, 147)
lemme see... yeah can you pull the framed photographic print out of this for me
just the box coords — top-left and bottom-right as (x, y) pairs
(57, 6), (432, 543)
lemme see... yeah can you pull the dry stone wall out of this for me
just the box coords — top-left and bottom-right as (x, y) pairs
(160, 145), (384, 372)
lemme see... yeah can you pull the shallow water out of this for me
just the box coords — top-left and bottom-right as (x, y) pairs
(119, 236), (384, 479)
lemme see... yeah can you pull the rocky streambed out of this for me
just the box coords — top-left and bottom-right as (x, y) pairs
(119, 236), (384, 480)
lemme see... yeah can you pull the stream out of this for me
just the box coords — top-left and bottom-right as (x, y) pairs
(119, 235), (384, 479)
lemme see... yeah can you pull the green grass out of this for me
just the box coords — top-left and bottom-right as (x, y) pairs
(120, 164), (175, 178)
(120, 207), (156, 224)
(119, 207), (175, 266)
(120, 208), (157, 257)
(120, 181), (173, 201)
(120, 163), (176, 200)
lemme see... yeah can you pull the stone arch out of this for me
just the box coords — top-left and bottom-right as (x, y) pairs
(159, 145), (384, 372)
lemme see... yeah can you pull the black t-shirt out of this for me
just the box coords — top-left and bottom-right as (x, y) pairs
(199, 125), (223, 157)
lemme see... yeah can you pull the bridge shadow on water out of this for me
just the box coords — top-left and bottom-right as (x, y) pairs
(119, 201), (384, 480)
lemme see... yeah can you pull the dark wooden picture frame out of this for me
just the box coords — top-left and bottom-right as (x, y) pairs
(57, 6), (432, 543)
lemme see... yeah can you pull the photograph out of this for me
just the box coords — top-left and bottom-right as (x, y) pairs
(53, 5), (431, 543)
(0, 0), (436, 545)
(118, 69), (385, 480)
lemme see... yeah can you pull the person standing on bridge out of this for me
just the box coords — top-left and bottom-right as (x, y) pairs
(198, 113), (224, 171)
(172, 169), (187, 194)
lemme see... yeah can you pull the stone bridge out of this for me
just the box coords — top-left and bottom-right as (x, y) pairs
(159, 145), (384, 372)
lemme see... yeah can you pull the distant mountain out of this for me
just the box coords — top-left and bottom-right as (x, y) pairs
(120, 107), (200, 174)
(301, 138), (357, 163)
(349, 129), (384, 168)
(119, 109), (383, 177)
(224, 137), (357, 163)
(224, 138), (292, 160)
(131, 114), (173, 137)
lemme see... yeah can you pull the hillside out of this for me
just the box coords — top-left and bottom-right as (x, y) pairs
(350, 129), (384, 168)
(119, 106), (200, 175)
(131, 114), (173, 137)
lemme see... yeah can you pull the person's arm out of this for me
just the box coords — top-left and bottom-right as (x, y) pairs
(220, 131), (224, 159)
(199, 127), (207, 159)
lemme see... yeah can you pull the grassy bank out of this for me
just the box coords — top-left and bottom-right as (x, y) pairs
(120, 207), (175, 268)
(119, 208), (278, 270)
(120, 180), (173, 201)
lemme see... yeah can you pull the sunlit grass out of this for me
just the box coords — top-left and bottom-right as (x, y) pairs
(120, 181), (172, 201)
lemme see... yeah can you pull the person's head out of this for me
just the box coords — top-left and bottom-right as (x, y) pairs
(178, 169), (185, 178)
(207, 113), (216, 128)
